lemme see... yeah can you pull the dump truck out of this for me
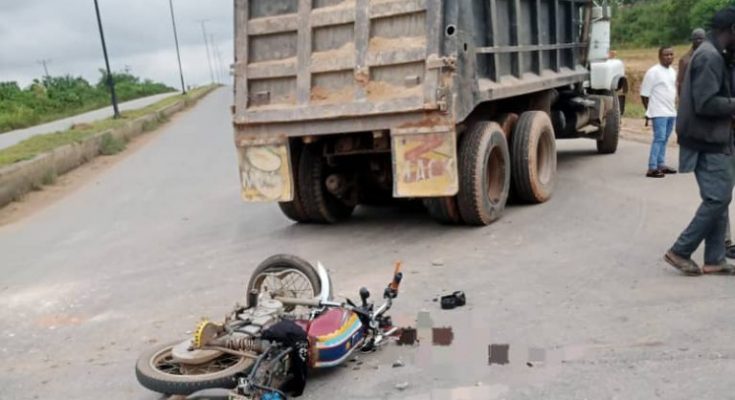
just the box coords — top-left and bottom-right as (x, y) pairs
(232, 0), (627, 225)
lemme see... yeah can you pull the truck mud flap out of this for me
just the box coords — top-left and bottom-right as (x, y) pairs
(237, 141), (294, 202)
(391, 126), (459, 198)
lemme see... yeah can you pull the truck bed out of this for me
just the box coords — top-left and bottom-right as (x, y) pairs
(233, 0), (592, 131)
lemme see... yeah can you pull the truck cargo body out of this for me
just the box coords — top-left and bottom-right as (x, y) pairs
(233, 0), (626, 225)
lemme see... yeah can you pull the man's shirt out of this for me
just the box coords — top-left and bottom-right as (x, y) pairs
(641, 63), (678, 118)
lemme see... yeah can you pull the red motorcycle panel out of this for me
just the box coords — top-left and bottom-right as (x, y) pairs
(307, 309), (364, 368)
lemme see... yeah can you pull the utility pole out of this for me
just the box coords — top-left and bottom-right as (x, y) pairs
(168, 0), (186, 94)
(210, 34), (222, 84)
(214, 42), (228, 85)
(197, 19), (215, 84)
(93, 0), (120, 118)
(37, 59), (52, 79)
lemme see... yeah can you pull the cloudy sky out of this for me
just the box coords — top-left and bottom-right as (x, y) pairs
(0, 0), (233, 89)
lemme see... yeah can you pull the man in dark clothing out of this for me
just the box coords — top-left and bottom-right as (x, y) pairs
(665, 7), (735, 276)
(677, 28), (706, 95)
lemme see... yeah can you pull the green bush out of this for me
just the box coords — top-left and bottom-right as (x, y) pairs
(690, 0), (734, 28)
(612, 0), (735, 48)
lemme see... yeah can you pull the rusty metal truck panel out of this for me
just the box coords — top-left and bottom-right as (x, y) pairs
(234, 0), (593, 131)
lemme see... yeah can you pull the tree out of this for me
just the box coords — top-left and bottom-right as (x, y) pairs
(690, 0), (735, 29)
(611, 0), (735, 48)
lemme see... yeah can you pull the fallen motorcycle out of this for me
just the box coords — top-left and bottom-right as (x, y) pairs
(135, 254), (403, 399)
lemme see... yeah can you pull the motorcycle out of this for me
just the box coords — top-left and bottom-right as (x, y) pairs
(135, 254), (403, 399)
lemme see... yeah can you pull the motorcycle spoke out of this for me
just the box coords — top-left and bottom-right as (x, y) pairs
(153, 351), (241, 376)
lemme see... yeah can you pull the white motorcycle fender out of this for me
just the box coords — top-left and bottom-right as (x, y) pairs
(316, 262), (332, 302)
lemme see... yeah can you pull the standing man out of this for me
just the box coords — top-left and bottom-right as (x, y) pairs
(641, 46), (678, 178)
(665, 7), (735, 275)
(677, 28), (707, 94)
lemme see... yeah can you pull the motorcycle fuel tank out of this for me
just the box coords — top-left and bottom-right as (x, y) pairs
(307, 308), (364, 368)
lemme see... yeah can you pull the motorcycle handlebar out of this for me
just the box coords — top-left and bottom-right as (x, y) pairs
(389, 262), (402, 292)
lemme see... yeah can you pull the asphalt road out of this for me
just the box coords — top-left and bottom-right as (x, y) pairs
(0, 91), (179, 150)
(2, 88), (734, 400)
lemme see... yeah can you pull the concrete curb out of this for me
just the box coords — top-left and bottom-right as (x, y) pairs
(0, 86), (216, 208)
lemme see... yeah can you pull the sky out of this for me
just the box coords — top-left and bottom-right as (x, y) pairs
(0, 0), (234, 89)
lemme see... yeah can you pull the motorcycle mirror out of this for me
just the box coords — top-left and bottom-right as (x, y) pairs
(359, 287), (370, 307)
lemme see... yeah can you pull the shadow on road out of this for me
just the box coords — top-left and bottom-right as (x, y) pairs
(265, 146), (603, 230)
(556, 148), (600, 163)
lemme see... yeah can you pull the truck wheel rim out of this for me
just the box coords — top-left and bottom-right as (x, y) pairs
(150, 347), (243, 377)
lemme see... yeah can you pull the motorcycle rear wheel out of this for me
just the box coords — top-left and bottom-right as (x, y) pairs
(247, 254), (327, 309)
(135, 341), (252, 396)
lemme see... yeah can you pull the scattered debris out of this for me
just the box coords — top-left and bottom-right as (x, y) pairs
(432, 327), (454, 346)
(526, 362), (534, 367)
(431, 259), (444, 266)
(395, 381), (410, 391)
(488, 344), (510, 365)
(440, 291), (466, 310)
(397, 327), (418, 345)
(350, 356), (360, 363)
(392, 360), (405, 368)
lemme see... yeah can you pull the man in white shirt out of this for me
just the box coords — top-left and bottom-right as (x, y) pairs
(640, 46), (678, 178)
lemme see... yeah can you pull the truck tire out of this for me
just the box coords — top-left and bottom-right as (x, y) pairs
(511, 111), (557, 204)
(423, 197), (463, 224)
(278, 144), (310, 222)
(456, 122), (510, 226)
(298, 144), (355, 223)
(597, 94), (620, 154)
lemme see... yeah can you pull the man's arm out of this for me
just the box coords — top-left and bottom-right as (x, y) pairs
(677, 57), (687, 95)
(690, 54), (735, 117)
(639, 68), (653, 118)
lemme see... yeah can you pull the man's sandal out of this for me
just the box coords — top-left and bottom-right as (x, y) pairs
(702, 262), (735, 275)
(664, 250), (702, 276)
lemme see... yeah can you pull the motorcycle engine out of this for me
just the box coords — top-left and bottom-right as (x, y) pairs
(238, 298), (284, 336)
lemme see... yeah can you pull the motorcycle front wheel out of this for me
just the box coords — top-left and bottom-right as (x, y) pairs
(135, 341), (252, 396)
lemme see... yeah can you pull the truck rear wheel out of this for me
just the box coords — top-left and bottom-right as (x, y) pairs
(423, 197), (463, 224)
(456, 122), (510, 226)
(597, 95), (620, 154)
(278, 144), (310, 222)
(298, 144), (355, 223)
(511, 111), (557, 204)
